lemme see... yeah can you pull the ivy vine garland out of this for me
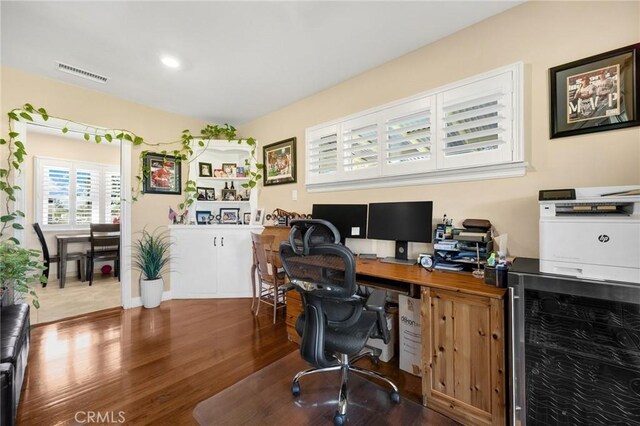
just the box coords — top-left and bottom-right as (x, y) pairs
(0, 103), (264, 241)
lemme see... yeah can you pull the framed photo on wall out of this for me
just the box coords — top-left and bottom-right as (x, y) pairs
(143, 153), (181, 195)
(550, 43), (640, 138)
(263, 137), (296, 186)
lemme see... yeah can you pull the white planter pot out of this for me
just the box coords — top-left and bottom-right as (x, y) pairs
(140, 277), (163, 308)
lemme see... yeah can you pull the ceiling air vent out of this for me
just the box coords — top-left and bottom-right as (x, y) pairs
(56, 62), (109, 84)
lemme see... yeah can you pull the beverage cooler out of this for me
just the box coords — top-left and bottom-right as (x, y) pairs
(508, 258), (640, 425)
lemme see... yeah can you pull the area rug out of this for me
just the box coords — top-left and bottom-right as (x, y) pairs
(193, 351), (458, 425)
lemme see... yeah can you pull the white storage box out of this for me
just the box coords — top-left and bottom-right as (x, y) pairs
(365, 311), (396, 363)
(399, 294), (422, 377)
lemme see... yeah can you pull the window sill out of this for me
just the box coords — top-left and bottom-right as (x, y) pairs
(305, 161), (528, 193)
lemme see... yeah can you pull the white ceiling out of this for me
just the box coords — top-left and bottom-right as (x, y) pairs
(1, 1), (522, 125)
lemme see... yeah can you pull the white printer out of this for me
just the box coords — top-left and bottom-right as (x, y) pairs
(539, 185), (640, 283)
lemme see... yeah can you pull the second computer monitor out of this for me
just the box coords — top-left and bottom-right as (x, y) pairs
(311, 204), (368, 245)
(367, 201), (433, 264)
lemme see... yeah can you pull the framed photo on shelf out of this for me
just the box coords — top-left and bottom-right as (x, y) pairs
(550, 43), (640, 138)
(251, 208), (265, 225)
(222, 163), (237, 177)
(263, 137), (296, 186)
(205, 188), (216, 200)
(213, 168), (226, 178)
(143, 153), (181, 195)
(236, 166), (245, 177)
(243, 212), (251, 225)
(220, 208), (240, 224)
(196, 187), (207, 200)
(196, 210), (211, 225)
(198, 162), (213, 177)
(221, 189), (236, 201)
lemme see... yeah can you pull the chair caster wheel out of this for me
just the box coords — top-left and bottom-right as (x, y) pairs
(390, 391), (400, 404)
(291, 381), (300, 396)
(333, 413), (346, 425)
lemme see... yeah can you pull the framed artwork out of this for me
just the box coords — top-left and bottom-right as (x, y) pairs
(243, 212), (251, 225)
(198, 162), (213, 177)
(251, 208), (265, 225)
(213, 168), (226, 178)
(236, 166), (245, 177)
(263, 137), (296, 186)
(550, 43), (639, 138)
(196, 210), (211, 225)
(220, 208), (240, 224)
(222, 163), (237, 177)
(196, 187), (207, 200)
(221, 189), (236, 201)
(143, 153), (181, 195)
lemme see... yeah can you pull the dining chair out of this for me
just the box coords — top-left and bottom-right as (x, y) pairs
(86, 223), (120, 286)
(251, 232), (290, 323)
(32, 223), (86, 287)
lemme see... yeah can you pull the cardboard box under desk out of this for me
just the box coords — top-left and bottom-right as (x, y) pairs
(399, 294), (422, 377)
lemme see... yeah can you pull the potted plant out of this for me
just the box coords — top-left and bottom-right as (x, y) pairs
(0, 240), (43, 308)
(132, 228), (171, 308)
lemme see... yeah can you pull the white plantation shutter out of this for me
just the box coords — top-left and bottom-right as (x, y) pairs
(41, 162), (71, 225)
(105, 170), (121, 223)
(75, 168), (101, 224)
(306, 125), (338, 184)
(35, 157), (120, 229)
(437, 72), (513, 169)
(341, 114), (379, 180)
(381, 97), (435, 175)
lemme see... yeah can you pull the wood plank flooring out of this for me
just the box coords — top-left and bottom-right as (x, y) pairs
(18, 299), (430, 425)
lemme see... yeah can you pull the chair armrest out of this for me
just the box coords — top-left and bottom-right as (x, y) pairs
(364, 289), (390, 344)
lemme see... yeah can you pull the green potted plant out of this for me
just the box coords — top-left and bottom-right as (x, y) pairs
(132, 228), (171, 308)
(0, 240), (43, 308)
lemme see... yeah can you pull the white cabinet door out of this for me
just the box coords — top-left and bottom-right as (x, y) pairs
(215, 230), (253, 298)
(171, 229), (218, 298)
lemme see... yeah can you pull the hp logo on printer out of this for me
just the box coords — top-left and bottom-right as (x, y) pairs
(598, 234), (610, 243)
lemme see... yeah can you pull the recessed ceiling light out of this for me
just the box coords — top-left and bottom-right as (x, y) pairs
(161, 55), (180, 69)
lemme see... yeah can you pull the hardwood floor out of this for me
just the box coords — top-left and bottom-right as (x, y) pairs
(18, 299), (425, 425)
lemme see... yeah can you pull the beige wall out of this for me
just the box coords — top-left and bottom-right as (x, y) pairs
(1, 67), (206, 296)
(239, 1), (640, 258)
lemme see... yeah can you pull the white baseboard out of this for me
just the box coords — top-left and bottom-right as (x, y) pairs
(128, 291), (172, 309)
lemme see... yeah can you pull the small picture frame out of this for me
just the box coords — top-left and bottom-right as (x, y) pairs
(220, 208), (240, 224)
(222, 162), (237, 177)
(243, 212), (251, 225)
(263, 137), (296, 186)
(221, 189), (236, 201)
(236, 166), (245, 178)
(143, 153), (181, 195)
(196, 210), (211, 225)
(550, 43), (640, 138)
(251, 208), (265, 225)
(199, 162), (213, 177)
(196, 187), (207, 200)
(196, 186), (216, 201)
(213, 168), (226, 178)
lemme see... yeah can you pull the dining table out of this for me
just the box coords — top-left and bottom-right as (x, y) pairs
(55, 233), (90, 288)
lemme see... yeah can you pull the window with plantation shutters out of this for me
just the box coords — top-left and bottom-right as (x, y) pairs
(305, 62), (523, 191)
(381, 97), (434, 176)
(35, 157), (120, 229)
(437, 72), (513, 169)
(306, 125), (338, 185)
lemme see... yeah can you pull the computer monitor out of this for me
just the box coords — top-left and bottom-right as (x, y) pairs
(311, 204), (368, 245)
(367, 201), (433, 265)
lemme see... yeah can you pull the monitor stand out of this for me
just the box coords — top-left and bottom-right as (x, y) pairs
(380, 240), (416, 265)
(381, 257), (416, 265)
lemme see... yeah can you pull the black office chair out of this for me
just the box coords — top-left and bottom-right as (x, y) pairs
(32, 223), (85, 287)
(279, 219), (399, 425)
(86, 223), (120, 285)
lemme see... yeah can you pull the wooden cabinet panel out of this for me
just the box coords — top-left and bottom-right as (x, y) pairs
(422, 287), (505, 426)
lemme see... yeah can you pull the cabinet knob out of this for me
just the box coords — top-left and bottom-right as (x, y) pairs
(213, 236), (217, 246)
(221, 237), (224, 247)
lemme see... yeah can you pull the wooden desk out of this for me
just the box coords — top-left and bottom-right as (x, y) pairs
(55, 234), (90, 288)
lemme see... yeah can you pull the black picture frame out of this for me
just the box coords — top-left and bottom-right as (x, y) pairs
(263, 137), (297, 186)
(143, 153), (181, 195)
(243, 212), (251, 225)
(550, 43), (639, 139)
(198, 162), (213, 177)
(196, 210), (211, 225)
(220, 208), (240, 224)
